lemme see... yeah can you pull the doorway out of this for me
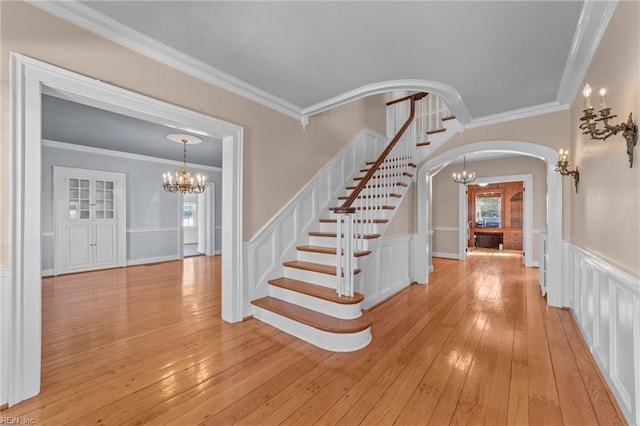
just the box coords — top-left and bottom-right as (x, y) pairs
(181, 184), (215, 258)
(7, 53), (243, 406)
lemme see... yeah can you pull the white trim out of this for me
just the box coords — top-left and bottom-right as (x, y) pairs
(417, 141), (562, 307)
(7, 53), (243, 406)
(28, 1), (302, 122)
(126, 227), (180, 233)
(564, 241), (639, 425)
(41, 269), (54, 277)
(465, 102), (568, 129)
(432, 252), (459, 260)
(127, 255), (181, 266)
(555, 0), (619, 106)
(302, 79), (472, 124)
(42, 139), (222, 172)
(0, 266), (10, 405)
(432, 226), (459, 232)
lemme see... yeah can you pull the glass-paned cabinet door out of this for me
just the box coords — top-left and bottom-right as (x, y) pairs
(68, 177), (91, 220)
(95, 179), (116, 220)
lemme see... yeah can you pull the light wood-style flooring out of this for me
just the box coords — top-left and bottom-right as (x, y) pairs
(0, 253), (626, 425)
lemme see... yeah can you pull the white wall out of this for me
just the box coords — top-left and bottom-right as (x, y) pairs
(41, 143), (222, 271)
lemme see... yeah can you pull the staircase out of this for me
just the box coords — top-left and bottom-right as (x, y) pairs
(251, 92), (457, 352)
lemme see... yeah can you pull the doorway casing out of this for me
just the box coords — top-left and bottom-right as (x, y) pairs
(415, 141), (562, 306)
(5, 53), (244, 405)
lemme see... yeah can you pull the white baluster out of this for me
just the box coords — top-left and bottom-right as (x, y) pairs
(336, 213), (343, 296)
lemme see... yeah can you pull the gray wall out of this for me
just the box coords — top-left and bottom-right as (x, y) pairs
(41, 144), (222, 271)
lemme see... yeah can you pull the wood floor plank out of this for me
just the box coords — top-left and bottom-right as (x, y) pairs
(0, 253), (626, 426)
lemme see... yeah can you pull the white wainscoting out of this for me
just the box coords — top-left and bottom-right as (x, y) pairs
(243, 128), (387, 317)
(357, 235), (415, 309)
(0, 265), (9, 405)
(564, 242), (640, 425)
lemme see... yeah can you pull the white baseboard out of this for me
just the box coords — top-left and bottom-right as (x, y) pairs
(432, 252), (459, 260)
(127, 255), (181, 266)
(215, 250), (222, 255)
(42, 269), (54, 277)
(531, 260), (540, 268)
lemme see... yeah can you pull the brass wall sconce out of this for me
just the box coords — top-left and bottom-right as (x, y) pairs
(579, 83), (638, 167)
(556, 149), (580, 193)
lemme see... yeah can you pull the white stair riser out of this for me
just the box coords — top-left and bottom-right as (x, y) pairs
(284, 266), (337, 288)
(344, 185), (408, 198)
(253, 306), (372, 352)
(308, 236), (371, 251)
(319, 222), (383, 234)
(295, 250), (364, 269)
(268, 285), (362, 319)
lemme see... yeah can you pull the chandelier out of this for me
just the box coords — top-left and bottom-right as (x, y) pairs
(453, 156), (476, 185)
(162, 133), (206, 194)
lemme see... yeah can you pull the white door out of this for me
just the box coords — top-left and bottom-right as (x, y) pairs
(54, 167), (126, 275)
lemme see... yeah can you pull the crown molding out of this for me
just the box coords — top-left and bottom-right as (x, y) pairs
(28, 0), (304, 122)
(42, 139), (223, 172)
(465, 102), (569, 129)
(555, 0), (618, 106)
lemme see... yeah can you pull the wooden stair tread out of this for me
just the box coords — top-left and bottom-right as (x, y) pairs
(283, 260), (361, 276)
(346, 182), (408, 189)
(426, 128), (447, 135)
(319, 218), (388, 224)
(309, 231), (381, 240)
(441, 115), (456, 121)
(268, 277), (365, 304)
(354, 172), (413, 180)
(252, 297), (373, 334)
(297, 245), (372, 257)
(338, 193), (401, 200)
(360, 163), (416, 172)
(416, 141), (431, 147)
(365, 157), (411, 166)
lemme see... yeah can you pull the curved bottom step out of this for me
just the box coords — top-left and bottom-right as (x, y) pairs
(252, 297), (372, 352)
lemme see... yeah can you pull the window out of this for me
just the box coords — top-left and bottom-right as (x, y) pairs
(183, 202), (197, 227)
(476, 194), (501, 228)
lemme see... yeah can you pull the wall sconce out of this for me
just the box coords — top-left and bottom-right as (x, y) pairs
(579, 83), (638, 167)
(556, 149), (580, 193)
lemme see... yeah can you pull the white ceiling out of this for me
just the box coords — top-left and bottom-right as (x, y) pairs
(39, 0), (602, 123)
(34, 1), (617, 163)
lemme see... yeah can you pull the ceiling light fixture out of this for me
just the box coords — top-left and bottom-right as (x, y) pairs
(580, 83), (638, 167)
(453, 156), (476, 185)
(162, 133), (206, 194)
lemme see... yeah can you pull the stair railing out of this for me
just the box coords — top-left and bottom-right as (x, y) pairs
(333, 92), (427, 297)
(415, 94), (452, 144)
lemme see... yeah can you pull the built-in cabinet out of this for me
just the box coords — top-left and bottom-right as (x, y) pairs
(54, 167), (126, 275)
(467, 181), (524, 250)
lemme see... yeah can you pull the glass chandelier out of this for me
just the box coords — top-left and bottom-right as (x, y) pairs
(453, 156), (476, 185)
(162, 133), (206, 194)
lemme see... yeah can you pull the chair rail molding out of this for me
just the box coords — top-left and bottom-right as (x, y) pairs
(243, 128), (386, 317)
(563, 241), (640, 425)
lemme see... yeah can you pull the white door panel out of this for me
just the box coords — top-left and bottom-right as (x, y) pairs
(95, 224), (118, 266)
(67, 224), (92, 269)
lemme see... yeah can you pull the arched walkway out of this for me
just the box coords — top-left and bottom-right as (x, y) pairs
(415, 141), (563, 307)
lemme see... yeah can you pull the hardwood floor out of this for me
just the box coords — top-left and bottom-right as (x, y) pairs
(0, 254), (626, 425)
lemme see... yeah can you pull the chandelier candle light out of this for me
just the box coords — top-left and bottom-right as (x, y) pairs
(453, 156), (476, 185)
(580, 83), (638, 167)
(162, 133), (206, 194)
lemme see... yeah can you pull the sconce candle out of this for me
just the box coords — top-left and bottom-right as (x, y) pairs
(599, 88), (607, 109)
(555, 149), (580, 193)
(579, 82), (638, 168)
(583, 83), (593, 110)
